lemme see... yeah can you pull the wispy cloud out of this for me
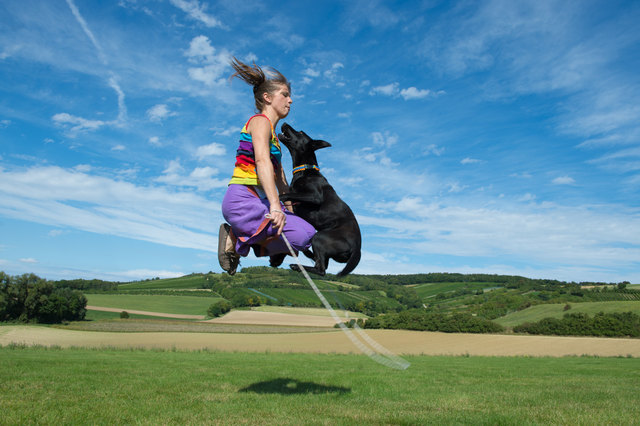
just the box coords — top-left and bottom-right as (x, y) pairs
(56, 0), (127, 132)
(362, 196), (640, 272)
(169, 0), (224, 28)
(552, 176), (575, 185)
(0, 166), (222, 251)
(65, 0), (107, 64)
(147, 104), (176, 123)
(156, 159), (227, 191)
(370, 82), (440, 100)
(419, 0), (640, 184)
(52, 113), (106, 135)
(195, 142), (226, 160)
(461, 158), (482, 165)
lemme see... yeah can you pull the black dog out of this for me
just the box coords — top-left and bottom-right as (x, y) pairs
(275, 122), (361, 276)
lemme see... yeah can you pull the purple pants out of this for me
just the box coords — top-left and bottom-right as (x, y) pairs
(222, 184), (316, 257)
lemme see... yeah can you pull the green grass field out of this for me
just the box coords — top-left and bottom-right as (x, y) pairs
(86, 294), (222, 316)
(495, 301), (640, 327)
(117, 274), (209, 290)
(1, 346), (638, 424)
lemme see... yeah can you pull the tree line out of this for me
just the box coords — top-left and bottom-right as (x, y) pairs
(363, 309), (504, 334)
(0, 272), (87, 323)
(513, 312), (640, 338)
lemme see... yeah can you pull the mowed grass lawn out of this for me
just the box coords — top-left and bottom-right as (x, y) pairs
(496, 301), (640, 328)
(86, 294), (222, 316)
(1, 346), (639, 424)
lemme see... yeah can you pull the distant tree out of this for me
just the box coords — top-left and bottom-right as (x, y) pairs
(208, 300), (232, 317)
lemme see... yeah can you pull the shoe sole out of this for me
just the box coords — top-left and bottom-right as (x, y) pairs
(218, 223), (238, 275)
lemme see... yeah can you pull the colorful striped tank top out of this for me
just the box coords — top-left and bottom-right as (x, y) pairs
(229, 114), (282, 186)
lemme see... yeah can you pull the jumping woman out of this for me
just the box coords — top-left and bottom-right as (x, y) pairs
(218, 57), (316, 275)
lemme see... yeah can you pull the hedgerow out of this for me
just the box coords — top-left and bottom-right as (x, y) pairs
(364, 309), (504, 333)
(513, 311), (640, 337)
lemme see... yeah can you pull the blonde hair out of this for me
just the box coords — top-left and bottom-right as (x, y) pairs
(230, 56), (291, 112)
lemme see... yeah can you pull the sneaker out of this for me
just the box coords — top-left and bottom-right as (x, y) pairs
(218, 223), (240, 275)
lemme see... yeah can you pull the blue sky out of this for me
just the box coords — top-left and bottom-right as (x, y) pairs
(1, 0), (639, 283)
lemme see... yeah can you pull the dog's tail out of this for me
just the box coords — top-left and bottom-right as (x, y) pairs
(337, 246), (361, 277)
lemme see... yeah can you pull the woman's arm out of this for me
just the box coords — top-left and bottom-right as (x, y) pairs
(275, 165), (294, 213)
(249, 116), (286, 234)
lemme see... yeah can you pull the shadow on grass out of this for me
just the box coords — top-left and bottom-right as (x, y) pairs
(238, 378), (351, 395)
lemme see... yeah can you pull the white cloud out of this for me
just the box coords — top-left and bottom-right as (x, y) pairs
(195, 142), (226, 159)
(0, 166), (221, 251)
(461, 157), (481, 164)
(400, 87), (431, 100)
(149, 136), (161, 146)
(511, 172), (533, 179)
(186, 35), (215, 59)
(371, 131), (398, 148)
(52, 113), (106, 135)
(0, 120), (10, 128)
(211, 126), (240, 137)
(169, 0), (223, 28)
(424, 144), (444, 156)
(66, 0), (107, 65)
(111, 145), (126, 151)
(156, 159), (226, 191)
(303, 67), (320, 78)
(147, 104), (176, 122)
(324, 62), (344, 81)
(19, 258), (38, 264)
(518, 193), (536, 202)
(371, 83), (437, 100)
(185, 36), (230, 87)
(361, 197), (640, 272)
(370, 82), (399, 96)
(552, 176), (576, 185)
(65, 1), (127, 125)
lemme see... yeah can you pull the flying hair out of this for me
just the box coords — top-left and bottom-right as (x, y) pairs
(229, 56), (290, 112)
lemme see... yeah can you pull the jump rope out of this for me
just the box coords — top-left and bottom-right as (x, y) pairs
(267, 214), (410, 370)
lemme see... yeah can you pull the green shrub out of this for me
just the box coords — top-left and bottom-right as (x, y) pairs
(120, 311), (130, 319)
(207, 300), (232, 317)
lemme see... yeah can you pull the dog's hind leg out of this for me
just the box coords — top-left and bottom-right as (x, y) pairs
(290, 240), (328, 276)
(290, 247), (327, 275)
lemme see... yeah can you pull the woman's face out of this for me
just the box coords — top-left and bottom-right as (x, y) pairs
(267, 84), (292, 118)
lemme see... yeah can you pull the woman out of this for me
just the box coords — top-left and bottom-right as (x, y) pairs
(218, 57), (316, 275)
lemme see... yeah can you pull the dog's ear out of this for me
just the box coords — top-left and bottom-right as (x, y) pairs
(312, 139), (331, 151)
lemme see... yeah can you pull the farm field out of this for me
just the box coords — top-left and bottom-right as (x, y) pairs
(1, 345), (639, 425)
(251, 305), (367, 318)
(86, 294), (222, 316)
(495, 301), (640, 327)
(3, 325), (640, 357)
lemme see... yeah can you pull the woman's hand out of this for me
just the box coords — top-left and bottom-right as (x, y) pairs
(269, 208), (286, 236)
